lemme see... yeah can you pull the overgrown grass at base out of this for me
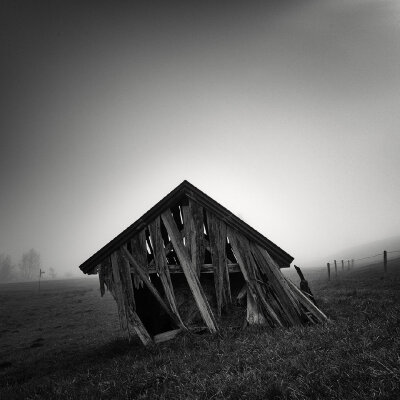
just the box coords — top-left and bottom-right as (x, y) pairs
(1, 264), (399, 399)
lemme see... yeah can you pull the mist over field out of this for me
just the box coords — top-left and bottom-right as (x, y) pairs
(1, 0), (400, 278)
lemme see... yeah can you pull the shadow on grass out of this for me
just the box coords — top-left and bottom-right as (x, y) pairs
(0, 337), (146, 386)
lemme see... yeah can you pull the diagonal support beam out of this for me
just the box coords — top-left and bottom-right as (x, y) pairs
(161, 210), (218, 333)
(227, 227), (284, 327)
(148, 217), (185, 327)
(285, 278), (329, 323)
(121, 245), (183, 329)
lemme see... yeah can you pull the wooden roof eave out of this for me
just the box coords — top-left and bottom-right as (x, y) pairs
(78, 180), (294, 274)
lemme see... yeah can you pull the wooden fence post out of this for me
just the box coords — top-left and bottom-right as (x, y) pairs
(334, 260), (337, 278)
(38, 268), (45, 292)
(383, 250), (387, 275)
(347, 260), (350, 270)
(352, 259), (354, 269)
(341, 260), (344, 271)
(327, 262), (331, 281)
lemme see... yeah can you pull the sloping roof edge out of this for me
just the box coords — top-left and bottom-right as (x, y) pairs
(79, 180), (294, 274)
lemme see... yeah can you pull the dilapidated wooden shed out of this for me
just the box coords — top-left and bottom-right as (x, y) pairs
(79, 180), (327, 345)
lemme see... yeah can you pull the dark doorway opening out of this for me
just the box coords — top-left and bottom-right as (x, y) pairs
(134, 274), (177, 336)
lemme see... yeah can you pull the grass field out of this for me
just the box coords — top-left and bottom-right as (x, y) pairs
(1, 262), (399, 399)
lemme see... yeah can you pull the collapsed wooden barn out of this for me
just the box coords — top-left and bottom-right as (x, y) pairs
(79, 180), (327, 345)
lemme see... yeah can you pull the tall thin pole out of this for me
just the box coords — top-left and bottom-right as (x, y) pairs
(38, 269), (45, 292)
(347, 260), (350, 270)
(334, 260), (337, 278)
(341, 260), (344, 271)
(383, 250), (387, 275)
(327, 262), (331, 281)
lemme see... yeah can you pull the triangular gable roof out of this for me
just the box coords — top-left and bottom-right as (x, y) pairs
(79, 180), (294, 274)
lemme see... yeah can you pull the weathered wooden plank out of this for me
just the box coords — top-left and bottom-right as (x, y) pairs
(207, 210), (229, 316)
(127, 309), (153, 346)
(236, 283), (247, 303)
(161, 209), (218, 333)
(120, 252), (136, 311)
(227, 228), (285, 327)
(132, 263), (241, 274)
(112, 251), (152, 345)
(254, 280), (286, 327)
(188, 199), (205, 276)
(285, 278), (329, 323)
(130, 230), (148, 289)
(227, 227), (259, 297)
(148, 217), (184, 326)
(181, 204), (192, 256)
(251, 243), (303, 326)
(153, 328), (182, 344)
(110, 251), (128, 331)
(240, 235), (285, 328)
(121, 246), (182, 329)
(224, 254), (232, 304)
(247, 287), (266, 325)
(102, 257), (115, 298)
(207, 211), (221, 315)
(99, 263), (106, 296)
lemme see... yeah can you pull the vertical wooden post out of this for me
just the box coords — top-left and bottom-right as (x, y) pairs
(327, 263), (331, 281)
(383, 250), (387, 275)
(347, 260), (350, 270)
(352, 259), (354, 269)
(38, 268), (45, 292)
(334, 260), (337, 278)
(341, 260), (344, 271)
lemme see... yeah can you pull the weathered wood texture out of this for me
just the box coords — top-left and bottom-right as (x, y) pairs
(153, 328), (182, 344)
(148, 217), (184, 326)
(246, 287), (266, 325)
(110, 251), (152, 345)
(130, 230), (148, 289)
(285, 278), (329, 323)
(142, 263), (241, 274)
(228, 227), (286, 327)
(206, 210), (230, 316)
(188, 199), (205, 277)
(121, 245), (181, 328)
(95, 195), (328, 345)
(161, 209), (218, 333)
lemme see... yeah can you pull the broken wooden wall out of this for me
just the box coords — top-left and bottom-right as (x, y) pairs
(98, 196), (328, 345)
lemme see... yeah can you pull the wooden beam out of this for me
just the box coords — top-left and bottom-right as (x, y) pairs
(247, 287), (266, 325)
(110, 251), (152, 345)
(99, 263), (106, 297)
(285, 278), (329, 323)
(121, 246), (182, 329)
(236, 283), (247, 303)
(128, 309), (153, 346)
(181, 204), (192, 257)
(110, 251), (128, 331)
(207, 210), (229, 316)
(130, 230), (148, 289)
(188, 199), (205, 277)
(148, 217), (185, 327)
(153, 328), (182, 344)
(120, 252), (136, 311)
(227, 228), (284, 328)
(161, 210), (219, 333)
(137, 263), (241, 275)
(251, 243), (303, 326)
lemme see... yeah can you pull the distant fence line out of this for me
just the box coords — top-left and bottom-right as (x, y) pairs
(326, 250), (400, 280)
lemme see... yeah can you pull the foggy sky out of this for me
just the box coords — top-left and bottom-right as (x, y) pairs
(1, 0), (400, 275)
